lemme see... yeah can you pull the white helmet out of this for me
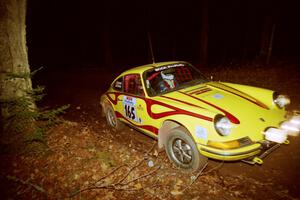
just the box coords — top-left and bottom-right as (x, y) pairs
(161, 71), (174, 80)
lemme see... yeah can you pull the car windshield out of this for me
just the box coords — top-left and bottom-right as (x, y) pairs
(144, 63), (208, 96)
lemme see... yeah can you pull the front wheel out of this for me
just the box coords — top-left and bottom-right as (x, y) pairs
(165, 127), (207, 172)
(105, 105), (124, 131)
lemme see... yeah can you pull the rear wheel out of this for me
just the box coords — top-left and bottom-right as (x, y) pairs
(105, 105), (124, 131)
(165, 127), (207, 171)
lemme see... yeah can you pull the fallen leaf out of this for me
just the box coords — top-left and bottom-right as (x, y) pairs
(100, 163), (109, 171)
(92, 174), (100, 181)
(101, 191), (116, 200)
(74, 173), (80, 180)
(134, 183), (143, 190)
(171, 189), (183, 196)
(153, 149), (158, 157)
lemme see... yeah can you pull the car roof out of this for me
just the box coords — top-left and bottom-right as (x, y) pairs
(120, 61), (186, 75)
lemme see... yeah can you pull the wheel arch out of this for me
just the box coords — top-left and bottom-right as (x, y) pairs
(158, 120), (191, 149)
(100, 97), (113, 117)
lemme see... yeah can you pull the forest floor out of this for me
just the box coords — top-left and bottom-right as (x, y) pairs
(1, 63), (300, 200)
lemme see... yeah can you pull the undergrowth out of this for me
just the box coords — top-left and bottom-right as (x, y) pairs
(0, 68), (70, 153)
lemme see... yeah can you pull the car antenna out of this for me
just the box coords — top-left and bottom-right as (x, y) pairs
(147, 30), (155, 64)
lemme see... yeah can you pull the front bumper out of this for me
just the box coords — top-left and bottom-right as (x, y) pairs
(198, 140), (282, 164)
(198, 142), (262, 161)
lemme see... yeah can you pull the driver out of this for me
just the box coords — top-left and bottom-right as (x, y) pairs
(159, 71), (177, 92)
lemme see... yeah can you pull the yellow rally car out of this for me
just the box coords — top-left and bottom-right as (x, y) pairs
(100, 61), (300, 171)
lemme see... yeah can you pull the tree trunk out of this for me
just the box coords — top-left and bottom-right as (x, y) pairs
(101, 2), (113, 68)
(199, 0), (209, 66)
(0, 0), (34, 132)
(258, 15), (276, 64)
(102, 27), (113, 67)
(266, 22), (276, 65)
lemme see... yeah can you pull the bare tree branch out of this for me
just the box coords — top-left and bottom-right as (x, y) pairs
(70, 142), (159, 198)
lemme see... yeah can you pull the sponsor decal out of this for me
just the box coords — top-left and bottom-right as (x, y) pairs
(195, 126), (207, 140)
(137, 104), (144, 111)
(212, 93), (224, 99)
(154, 63), (185, 72)
(114, 81), (122, 89)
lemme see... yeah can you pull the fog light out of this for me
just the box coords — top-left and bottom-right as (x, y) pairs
(290, 116), (300, 125)
(264, 128), (287, 143)
(281, 121), (300, 136)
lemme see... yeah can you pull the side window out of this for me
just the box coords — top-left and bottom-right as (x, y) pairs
(113, 77), (123, 91)
(124, 74), (145, 96)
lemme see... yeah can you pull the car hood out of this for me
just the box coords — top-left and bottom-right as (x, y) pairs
(155, 81), (284, 126)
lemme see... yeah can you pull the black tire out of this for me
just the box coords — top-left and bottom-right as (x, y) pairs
(165, 127), (208, 172)
(105, 105), (124, 131)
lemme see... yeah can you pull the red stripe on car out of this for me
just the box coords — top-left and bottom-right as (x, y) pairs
(144, 98), (213, 121)
(192, 88), (212, 95)
(184, 86), (207, 93)
(106, 92), (213, 122)
(160, 95), (206, 110)
(207, 83), (269, 110)
(178, 91), (240, 124)
(116, 112), (159, 134)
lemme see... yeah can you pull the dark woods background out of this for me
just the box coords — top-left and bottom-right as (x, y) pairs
(26, 0), (300, 70)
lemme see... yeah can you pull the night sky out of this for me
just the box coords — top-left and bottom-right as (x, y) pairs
(26, 0), (300, 70)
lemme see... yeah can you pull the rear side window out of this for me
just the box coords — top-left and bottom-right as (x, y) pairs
(124, 74), (145, 96)
(113, 77), (123, 91)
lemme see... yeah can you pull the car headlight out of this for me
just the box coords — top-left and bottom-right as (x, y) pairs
(214, 115), (232, 136)
(273, 93), (290, 108)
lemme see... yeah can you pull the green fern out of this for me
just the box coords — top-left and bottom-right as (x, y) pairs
(1, 68), (70, 151)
